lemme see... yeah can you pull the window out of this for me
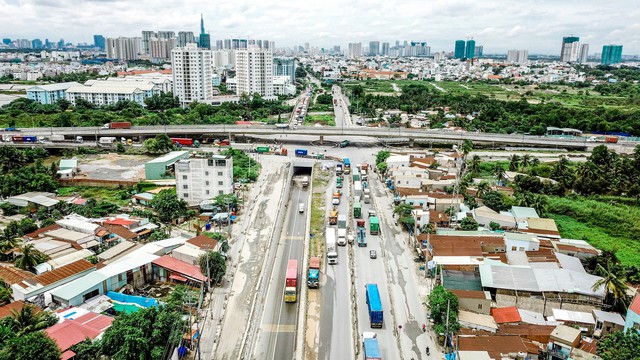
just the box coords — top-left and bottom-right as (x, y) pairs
(218, 181), (224, 186)
(208, 159), (214, 166)
(478, 304), (483, 310)
(118, 274), (123, 282)
(218, 171), (223, 176)
(206, 190), (210, 195)
(183, 185), (188, 189)
(219, 190), (224, 195)
(182, 175), (187, 179)
(511, 246), (517, 251)
(205, 181), (209, 186)
(183, 193), (188, 198)
(205, 171), (209, 176)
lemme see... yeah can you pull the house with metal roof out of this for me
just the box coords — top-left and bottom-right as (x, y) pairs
(145, 150), (190, 180)
(624, 294), (640, 332)
(11, 259), (96, 303)
(152, 255), (207, 285)
(26, 82), (81, 104)
(592, 309), (625, 338)
(6, 191), (59, 208)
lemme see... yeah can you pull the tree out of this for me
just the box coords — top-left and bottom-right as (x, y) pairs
(460, 217), (479, 231)
(591, 262), (629, 311)
(482, 190), (507, 212)
(14, 243), (47, 271)
(428, 286), (460, 334)
(0, 330), (61, 360)
(199, 251), (227, 284)
(476, 181), (491, 199)
(489, 221), (502, 231)
(9, 304), (53, 335)
(150, 189), (189, 223)
(376, 150), (391, 165)
(468, 155), (481, 174)
(0, 279), (12, 304)
(376, 162), (388, 175)
(493, 164), (506, 185)
(521, 154), (532, 168)
(70, 338), (103, 360)
(460, 139), (474, 159)
(516, 193), (548, 217)
(596, 330), (640, 360)
(508, 154), (521, 171)
(147, 230), (170, 242)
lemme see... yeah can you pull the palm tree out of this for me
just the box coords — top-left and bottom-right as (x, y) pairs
(14, 244), (44, 271)
(530, 157), (541, 167)
(393, 203), (414, 218)
(508, 154), (521, 171)
(493, 165), (506, 186)
(521, 154), (532, 169)
(468, 155), (481, 175)
(477, 181), (491, 199)
(10, 304), (49, 335)
(0, 237), (19, 254)
(591, 262), (629, 310)
(460, 139), (474, 160)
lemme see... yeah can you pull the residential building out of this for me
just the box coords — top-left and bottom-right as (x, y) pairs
(11, 259), (96, 303)
(157, 31), (175, 39)
(601, 44), (623, 65)
(149, 37), (177, 60)
(273, 57), (296, 82)
(547, 325), (581, 360)
(106, 37), (142, 60)
(560, 36), (580, 62)
(235, 46), (274, 99)
(273, 76), (296, 96)
(65, 82), (160, 107)
(177, 31), (195, 47)
(381, 42), (389, 56)
(592, 310), (625, 338)
(171, 43), (213, 106)
(578, 43), (589, 63)
(624, 294), (640, 332)
(175, 154), (234, 206)
(93, 35), (105, 50)
(145, 150), (191, 180)
(369, 41), (380, 56)
(465, 39), (476, 59)
(475, 45), (483, 58)
(450, 290), (492, 315)
(454, 40), (465, 59)
(348, 42), (362, 58)
(27, 82), (80, 105)
(141, 31), (156, 54)
(199, 14), (210, 49)
(507, 49), (528, 63)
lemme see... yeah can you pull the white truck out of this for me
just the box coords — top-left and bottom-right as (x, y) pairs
(326, 227), (338, 264)
(99, 137), (116, 145)
(364, 188), (371, 204)
(50, 134), (65, 142)
(354, 181), (363, 199)
(302, 176), (309, 187)
(337, 214), (348, 246)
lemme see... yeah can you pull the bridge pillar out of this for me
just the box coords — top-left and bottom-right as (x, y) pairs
(319, 135), (324, 145)
(409, 137), (415, 147)
(139, 135), (146, 142)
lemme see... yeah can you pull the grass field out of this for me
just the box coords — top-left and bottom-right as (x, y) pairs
(309, 165), (329, 257)
(57, 186), (134, 206)
(306, 114), (336, 126)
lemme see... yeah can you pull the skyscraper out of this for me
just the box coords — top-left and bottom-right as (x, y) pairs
(106, 37), (142, 60)
(578, 44), (589, 63)
(465, 39), (476, 59)
(199, 15), (210, 49)
(172, 43), (213, 106)
(157, 31), (175, 39)
(31, 39), (43, 49)
(2, 38), (10, 46)
(601, 45), (623, 65)
(348, 43), (362, 58)
(150, 37), (177, 60)
(475, 45), (483, 58)
(369, 41), (380, 56)
(381, 42), (389, 56)
(507, 50), (528, 63)
(235, 46), (274, 98)
(560, 36), (580, 62)
(177, 32), (195, 47)
(273, 57), (296, 82)
(454, 40), (465, 59)
(142, 31), (156, 54)
(93, 35), (105, 50)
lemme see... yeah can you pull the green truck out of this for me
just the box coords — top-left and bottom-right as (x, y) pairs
(255, 146), (270, 153)
(336, 177), (343, 188)
(352, 168), (360, 182)
(354, 202), (362, 218)
(369, 216), (380, 235)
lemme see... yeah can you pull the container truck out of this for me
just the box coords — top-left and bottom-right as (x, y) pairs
(363, 333), (381, 360)
(102, 122), (131, 129)
(354, 202), (362, 218)
(284, 259), (298, 302)
(357, 227), (367, 247)
(275, 123), (289, 129)
(605, 135), (619, 143)
(255, 146), (270, 153)
(352, 168), (360, 182)
(307, 257), (320, 288)
(337, 228), (347, 246)
(326, 227), (338, 264)
(343, 158), (351, 174)
(171, 138), (200, 147)
(99, 137), (116, 144)
(336, 177), (343, 188)
(11, 136), (38, 143)
(366, 284), (384, 328)
(338, 214), (347, 229)
(369, 217), (380, 235)
(295, 149), (308, 157)
(364, 188), (371, 204)
(354, 181), (363, 198)
(50, 134), (65, 142)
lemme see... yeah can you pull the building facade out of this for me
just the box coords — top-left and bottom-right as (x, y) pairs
(348, 43), (362, 58)
(106, 37), (142, 60)
(27, 82), (81, 105)
(601, 45), (623, 65)
(465, 40), (476, 59)
(507, 49), (528, 63)
(454, 40), (465, 59)
(93, 35), (105, 50)
(235, 46), (274, 99)
(171, 43), (213, 106)
(578, 43), (589, 63)
(175, 155), (234, 206)
(560, 36), (580, 62)
(177, 31), (195, 47)
(369, 41), (380, 56)
(273, 57), (296, 83)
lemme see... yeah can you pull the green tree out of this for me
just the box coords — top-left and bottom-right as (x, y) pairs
(516, 193), (548, 217)
(150, 189), (189, 223)
(596, 330), (640, 360)
(199, 251), (227, 284)
(489, 221), (502, 231)
(428, 286), (460, 334)
(0, 279), (12, 304)
(14, 243), (47, 271)
(460, 217), (479, 231)
(375, 150), (391, 165)
(482, 190), (507, 212)
(147, 230), (170, 242)
(508, 154), (521, 171)
(591, 262), (629, 311)
(493, 164), (506, 185)
(376, 162), (388, 175)
(460, 139), (473, 160)
(0, 330), (61, 360)
(70, 338), (103, 360)
(9, 304), (53, 335)
(467, 155), (481, 175)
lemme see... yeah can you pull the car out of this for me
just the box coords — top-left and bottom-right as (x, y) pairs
(332, 197), (340, 206)
(369, 250), (377, 259)
(347, 234), (354, 245)
(299, 202), (305, 213)
(4, 127), (17, 131)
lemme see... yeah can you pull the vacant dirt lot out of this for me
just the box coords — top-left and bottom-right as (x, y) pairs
(75, 153), (153, 181)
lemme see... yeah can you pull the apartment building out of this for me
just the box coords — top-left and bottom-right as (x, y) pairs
(235, 46), (275, 99)
(175, 155), (234, 206)
(171, 43), (213, 106)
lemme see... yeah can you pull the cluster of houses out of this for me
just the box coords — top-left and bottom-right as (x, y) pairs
(0, 191), (224, 358)
(382, 151), (638, 359)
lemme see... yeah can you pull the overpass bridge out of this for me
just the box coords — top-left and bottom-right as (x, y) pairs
(4, 124), (606, 149)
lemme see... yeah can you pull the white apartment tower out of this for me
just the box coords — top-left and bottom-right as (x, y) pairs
(235, 46), (274, 99)
(507, 49), (529, 63)
(175, 155), (234, 206)
(578, 44), (589, 63)
(106, 37), (142, 60)
(171, 43), (213, 106)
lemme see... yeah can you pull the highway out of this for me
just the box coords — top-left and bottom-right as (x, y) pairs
(317, 163), (354, 360)
(251, 177), (309, 360)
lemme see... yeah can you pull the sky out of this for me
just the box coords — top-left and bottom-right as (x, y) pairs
(1, 0), (639, 55)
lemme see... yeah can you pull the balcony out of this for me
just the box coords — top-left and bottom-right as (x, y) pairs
(546, 343), (571, 360)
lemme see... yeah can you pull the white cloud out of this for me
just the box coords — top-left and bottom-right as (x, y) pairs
(0, 0), (638, 54)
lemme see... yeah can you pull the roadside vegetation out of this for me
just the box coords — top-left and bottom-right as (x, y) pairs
(305, 114), (335, 126)
(309, 164), (329, 257)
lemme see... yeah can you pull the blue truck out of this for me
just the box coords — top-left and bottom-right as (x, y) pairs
(295, 149), (308, 157)
(357, 227), (367, 247)
(365, 284), (383, 328)
(363, 334), (381, 360)
(307, 257), (320, 288)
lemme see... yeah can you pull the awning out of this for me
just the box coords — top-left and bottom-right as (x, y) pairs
(169, 274), (188, 282)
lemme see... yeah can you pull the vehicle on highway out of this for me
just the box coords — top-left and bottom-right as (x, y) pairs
(4, 127), (18, 131)
(369, 217), (380, 235)
(295, 148), (308, 157)
(328, 208), (338, 225)
(284, 259), (298, 303)
(332, 197), (340, 206)
(362, 332), (380, 360)
(343, 158), (351, 173)
(275, 123), (289, 129)
(354, 202), (362, 218)
(336, 177), (343, 188)
(369, 250), (377, 259)
(102, 121), (131, 129)
(339, 140), (350, 148)
(302, 176), (309, 187)
(347, 234), (354, 245)
(358, 227), (367, 247)
(368, 210), (377, 218)
(307, 257), (320, 288)
(336, 164), (343, 175)
(299, 202), (305, 213)
(11, 135), (38, 143)
(326, 227), (338, 264)
(365, 284), (384, 328)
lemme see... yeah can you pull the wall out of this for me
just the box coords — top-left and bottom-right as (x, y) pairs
(458, 297), (491, 315)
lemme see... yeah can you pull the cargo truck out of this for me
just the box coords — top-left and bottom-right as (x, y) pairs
(171, 138), (198, 147)
(326, 227), (338, 264)
(295, 149), (308, 157)
(352, 168), (360, 182)
(364, 188), (371, 204)
(338, 214), (347, 229)
(354, 181), (363, 198)
(336, 177), (343, 188)
(102, 122), (131, 129)
(284, 259), (298, 302)
(328, 209), (338, 225)
(307, 257), (320, 288)
(363, 333), (381, 360)
(336, 164), (343, 175)
(99, 137), (116, 145)
(605, 135), (619, 143)
(369, 217), (380, 235)
(11, 135), (38, 143)
(366, 284), (384, 328)
(343, 158), (351, 174)
(255, 146), (270, 153)
(302, 176), (309, 187)
(338, 228), (347, 246)
(357, 227), (367, 247)
(354, 202), (362, 218)
(50, 134), (65, 142)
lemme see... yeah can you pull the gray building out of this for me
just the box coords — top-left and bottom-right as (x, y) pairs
(145, 151), (191, 180)
(175, 154), (234, 206)
(273, 57), (296, 83)
(381, 42), (389, 56)
(369, 41), (380, 56)
(177, 31), (195, 47)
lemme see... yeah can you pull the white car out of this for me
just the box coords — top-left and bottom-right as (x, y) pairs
(299, 203), (305, 213)
(332, 197), (340, 205)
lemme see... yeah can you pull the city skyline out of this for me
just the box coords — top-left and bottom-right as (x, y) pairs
(0, 0), (639, 54)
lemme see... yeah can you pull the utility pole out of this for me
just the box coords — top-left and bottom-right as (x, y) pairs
(444, 298), (450, 350)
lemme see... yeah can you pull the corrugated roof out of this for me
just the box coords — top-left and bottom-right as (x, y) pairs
(47, 249), (94, 269)
(552, 308), (596, 325)
(458, 335), (527, 359)
(152, 255), (206, 282)
(0, 300), (36, 318)
(25, 224), (61, 239)
(0, 266), (34, 285)
(551, 325), (581, 345)
(592, 310), (625, 326)
(491, 307), (522, 324)
(186, 235), (218, 250)
(450, 289), (488, 299)
(97, 241), (137, 261)
(630, 294), (640, 315)
(50, 271), (107, 301)
(27, 82), (80, 91)
(104, 224), (138, 240)
(22, 259), (94, 287)
(45, 319), (103, 351)
(459, 310), (498, 331)
(510, 206), (540, 219)
(147, 150), (189, 164)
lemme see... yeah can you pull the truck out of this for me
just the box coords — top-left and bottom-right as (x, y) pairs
(363, 333), (381, 360)
(275, 123), (289, 129)
(171, 138), (200, 147)
(605, 135), (619, 143)
(274, 147), (288, 156)
(50, 134), (65, 142)
(99, 137), (116, 145)
(339, 140), (350, 148)
(352, 168), (361, 182)
(328, 209), (338, 225)
(364, 188), (371, 204)
(11, 136), (38, 143)
(366, 284), (384, 328)
(354, 202), (362, 218)
(338, 214), (347, 229)
(284, 259), (298, 302)
(255, 146), (270, 153)
(307, 257), (320, 288)
(343, 158), (351, 174)
(369, 217), (380, 235)
(336, 164), (343, 175)
(354, 181), (363, 199)
(357, 227), (367, 247)
(102, 122), (131, 129)
(338, 228), (347, 246)
(336, 177), (343, 188)
(295, 149), (308, 157)
(326, 227), (338, 264)
(302, 176), (309, 187)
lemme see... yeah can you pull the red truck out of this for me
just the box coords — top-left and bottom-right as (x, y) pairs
(102, 122), (132, 129)
(605, 135), (619, 144)
(171, 138), (194, 146)
(284, 259), (298, 302)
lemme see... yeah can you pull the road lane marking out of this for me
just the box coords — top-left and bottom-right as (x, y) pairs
(262, 324), (297, 332)
(283, 236), (304, 241)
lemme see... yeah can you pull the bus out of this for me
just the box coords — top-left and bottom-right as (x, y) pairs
(284, 260), (298, 302)
(343, 158), (351, 174)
